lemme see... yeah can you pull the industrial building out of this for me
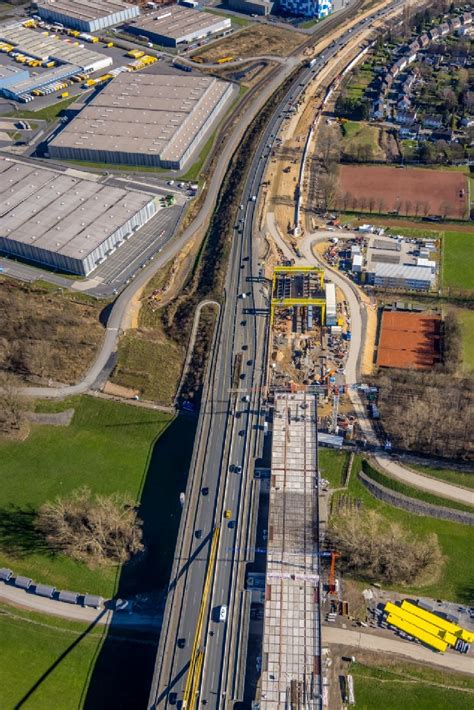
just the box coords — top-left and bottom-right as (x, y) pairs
(227, 0), (273, 16)
(279, 0), (332, 18)
(0, 65), (29, 92)
(35, 0), (140, 32)
(0, 157), (157, 275)
(48, 70), (234, 169)
(124, 5), (231, 47)
(371, 263), (435, 291)
(0, 23), (112, 100)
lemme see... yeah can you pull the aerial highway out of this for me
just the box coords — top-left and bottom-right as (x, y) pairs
(149, 1), (409, 707)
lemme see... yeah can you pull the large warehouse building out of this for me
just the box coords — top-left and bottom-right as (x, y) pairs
(48, 70), (234, 169)
(0, 23), (112, 100)
(35, 0), (140, 32)
(125, 5), (231, 47)
(0, 157), (157, 276)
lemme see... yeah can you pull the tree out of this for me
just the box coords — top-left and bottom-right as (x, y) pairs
(0, 372), (28, 434)
(327, 507), (443, 585)
(36, 487), (144, 567)
(319, 171), (339, 212)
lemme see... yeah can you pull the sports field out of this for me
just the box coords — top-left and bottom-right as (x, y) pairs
(337, 165), (468, 220)
(377, 311), (441, 370)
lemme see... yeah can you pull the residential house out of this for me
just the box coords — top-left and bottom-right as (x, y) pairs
(428, 27), (441, 40)
(461, 11), (473, 26)
(397, 95), (411, 111)
(399, 126), (418, 139)
(370, 101), (385, 120)
(448, 17), (461, 31)
(419, 33), (430, 47)
(395, 110), (417, 125)
(423, 114), (443, 129)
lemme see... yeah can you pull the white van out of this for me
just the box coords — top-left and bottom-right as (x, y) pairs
(219, 605), (227, 622)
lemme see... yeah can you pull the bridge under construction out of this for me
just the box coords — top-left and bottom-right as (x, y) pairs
(260, 391), (322, 708)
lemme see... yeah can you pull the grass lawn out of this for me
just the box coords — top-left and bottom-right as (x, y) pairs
(341, 121), (384, 161)
(112, 330), (184, 405)
(0, 396), (174, 596)
(0, 604), (157, 710)
(442, 231), (474, 291)
(410, 461), (474, 490)
(350, 656), (474, 709)
(9, 95), (78, 122)
(318, 448), (349, 488)
(331, 456), (474, 602)
(458, 309), (474, 372)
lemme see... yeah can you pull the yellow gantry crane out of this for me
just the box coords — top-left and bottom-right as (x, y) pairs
(182, 526), (220, 710)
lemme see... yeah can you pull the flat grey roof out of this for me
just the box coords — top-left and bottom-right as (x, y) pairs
(0, 568), (13, 581)
(374, 263), (434, 281)
(0, 157), (154, 261)
(127, 6), (230, 41)
(0, 64), (26, 79)
(38, 0), (133, 22)
(49, 70), (232, 164)
(0, 23), (112, 68)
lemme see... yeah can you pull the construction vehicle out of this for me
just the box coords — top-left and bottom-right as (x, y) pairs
(217, 56), (233, 64)
(60, 92), (69, 98)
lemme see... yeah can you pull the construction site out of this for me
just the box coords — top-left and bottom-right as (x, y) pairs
(269, 266), (356, 438)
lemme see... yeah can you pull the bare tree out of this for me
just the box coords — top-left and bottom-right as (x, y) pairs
(36, 487), (144, 567)
(0, 372), (28, 434)
(327, 507), (443, 585)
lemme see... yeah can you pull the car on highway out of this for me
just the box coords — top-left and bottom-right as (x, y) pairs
(202, 486), (209, 496)
(241, 319), (247, 326)
(219, 604), (227, 622)
(177, 638), (186, 649)
(234, 465), (242, 474)
(195, 529), (202, 539)
(224, 509), (231, 519)
(228, 520), (236, 529)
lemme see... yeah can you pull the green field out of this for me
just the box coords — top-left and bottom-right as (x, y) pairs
(341, 121), (384, 161)
(0, 396), (180, 596)
(442, 231), (474, 291)
(410, 461), (474, 489)
(0, 604), (156, 710)
(331, 457), (474, 602)
(350, 657), (474, 709)
(458, 309), (474, 372)
(318, 449), (350, 488)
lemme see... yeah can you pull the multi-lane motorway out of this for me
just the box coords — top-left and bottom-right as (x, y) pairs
(149, 2), (407, 706)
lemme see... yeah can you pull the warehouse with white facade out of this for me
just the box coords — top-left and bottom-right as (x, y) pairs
(371, 263), (435, 291)
(125, 5), (231, 47)
(0, 158), (157, 275)
(36, 0), (140, 32)
(48, 70), (234, 169)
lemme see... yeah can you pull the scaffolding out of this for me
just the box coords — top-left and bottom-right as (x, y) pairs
(261, 392), (322, 708)
(271, 266), (326, 326)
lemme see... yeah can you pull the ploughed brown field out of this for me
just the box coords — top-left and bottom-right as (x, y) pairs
(377, 311), (441, 370)
(337, 165), (468, 220)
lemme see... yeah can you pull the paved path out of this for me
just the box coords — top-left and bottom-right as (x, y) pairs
(374, 454), (474, 505)
(0, 584), (159, 628)
(322, 626), (474, 674)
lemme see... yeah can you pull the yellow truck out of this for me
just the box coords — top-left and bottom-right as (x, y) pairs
(127, 49), (144, 59)
(60, 92), (69, 98)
